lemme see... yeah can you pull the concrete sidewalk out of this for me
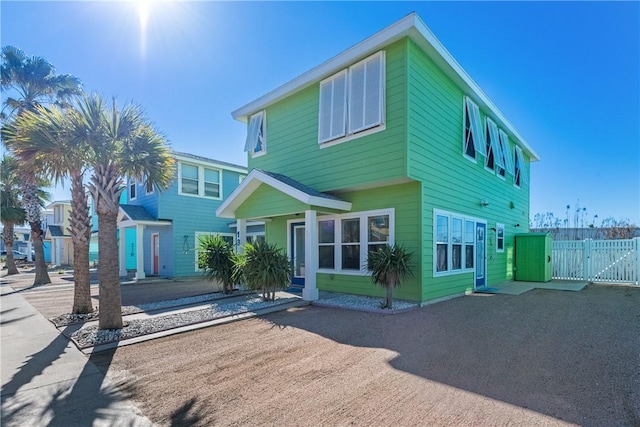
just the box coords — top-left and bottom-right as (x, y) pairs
(1, 282), (154, 427)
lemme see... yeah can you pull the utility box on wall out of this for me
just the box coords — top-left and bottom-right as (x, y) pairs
(515, 233), (552, 282)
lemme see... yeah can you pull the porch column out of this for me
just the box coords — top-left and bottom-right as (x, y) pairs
(119, 226), (127, 277)
(236, 219), (247, 253)
(302, 209), (318, 301)
(26, 240), (33, 262)
(135, 224), (146, 280)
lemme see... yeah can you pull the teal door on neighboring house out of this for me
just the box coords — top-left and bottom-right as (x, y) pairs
(290, 222), (305, 287)
(43, 241), (51, 263)
(475, 222), (486, 289)
(125, 228), (137, 270)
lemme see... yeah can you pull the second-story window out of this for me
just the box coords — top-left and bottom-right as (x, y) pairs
(146, 179), (154, 195)
(318, 51), (385, 145)
(497, 129), (513, 178)
(485, 118), (504, 174)
(179, 162), (222, 199)
(514, 146), (524, 188)
(129, 179), (137, 200)
(180, 164), (199, 195)
(244, 111), (266, 157)
(463, 97), (485, 161)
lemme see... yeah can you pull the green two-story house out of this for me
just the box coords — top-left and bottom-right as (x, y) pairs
(217, 13), (540, 304)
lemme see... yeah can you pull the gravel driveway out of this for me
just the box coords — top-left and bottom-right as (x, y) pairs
(82, 284), (640, 427)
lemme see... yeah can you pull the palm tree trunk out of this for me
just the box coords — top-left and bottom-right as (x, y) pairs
(386, 285), (393, 309)
(3, 223), (20, 275)
(97, 209), (122, 329)
(69, 172), (92, 314)
(92, 164), (124, 330)
(30, 220), (50, 285)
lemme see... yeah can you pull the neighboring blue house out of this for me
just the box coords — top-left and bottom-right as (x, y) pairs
(115, 151), (264, 279)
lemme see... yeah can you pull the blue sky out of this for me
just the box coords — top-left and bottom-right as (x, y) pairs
(2, 1), (639, 225)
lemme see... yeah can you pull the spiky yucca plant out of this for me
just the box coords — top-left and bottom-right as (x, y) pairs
(197, 235), (236, 294)
(237, 241), (291, 301)
(365, 244), (414, 309)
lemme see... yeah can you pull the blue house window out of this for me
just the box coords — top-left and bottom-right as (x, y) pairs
(179, 163), (222, 199)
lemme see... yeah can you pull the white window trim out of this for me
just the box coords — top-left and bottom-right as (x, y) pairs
(178, 162), (223, 200)
(318, 51), (386, 147)
(485, 117), (504, 174)
(514, 146), (523, 189)
(463, 96), (486, 163)
(129, 179), (137, 201)
(316, 208), (395, 276)
(433, 209), (483, 277)
(145, 178), (154, 195)
(194, 231), (236, 272)
(250, 111), (267, 158)
(496, 223), (505, 253)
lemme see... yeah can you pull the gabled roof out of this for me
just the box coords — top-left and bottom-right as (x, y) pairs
(47, 225), (67, 237)
(232, 12), (539, 162)
(120, 204), (156, 222)
(216, 169), (352, 218)
(172, 151), (247, 173)
(118, 204), (172, 228)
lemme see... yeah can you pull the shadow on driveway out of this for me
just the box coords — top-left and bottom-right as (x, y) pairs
(265, 285), (640, 426)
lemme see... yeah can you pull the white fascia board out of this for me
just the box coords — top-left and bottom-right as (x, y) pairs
(232, 12), (540, 162)
(173, 153), (248, 174)
(216, 169), (352, 218)
(118, 219), (172, 228)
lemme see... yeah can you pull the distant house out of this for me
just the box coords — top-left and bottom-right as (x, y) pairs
(44, 201), (72, 266)
(115, 151), (264, 279)
(218, 13), (539, 303)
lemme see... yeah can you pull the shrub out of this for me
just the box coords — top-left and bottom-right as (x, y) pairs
(237, 241), (291, 301)
(197, 235), (236, 294)
(365, 244), (414, 309)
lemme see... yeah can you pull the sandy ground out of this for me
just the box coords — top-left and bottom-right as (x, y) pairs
(4, 268), (640, 426)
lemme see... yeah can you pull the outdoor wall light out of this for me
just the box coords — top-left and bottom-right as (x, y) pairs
(515, 224), (521, 227)
(490, 227), (497, 232)
(480, 200), (490, 207)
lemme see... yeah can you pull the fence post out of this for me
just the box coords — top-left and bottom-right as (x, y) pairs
(635, 237), (640, 285)
(583, 239), (591, 281)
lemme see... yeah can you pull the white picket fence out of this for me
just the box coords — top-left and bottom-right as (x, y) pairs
(552, 238), (640, 285)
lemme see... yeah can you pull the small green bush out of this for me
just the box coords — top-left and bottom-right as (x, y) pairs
(236, 241), (291, 301)
(197, 235), (237, 294)
(365, 243), (414, 309)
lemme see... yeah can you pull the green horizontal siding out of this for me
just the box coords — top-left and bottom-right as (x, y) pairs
(316, 182), (422, 302)
(406, 39), (531, 301)
(235, 184), (310, 219)
(249, 39), (408, 192)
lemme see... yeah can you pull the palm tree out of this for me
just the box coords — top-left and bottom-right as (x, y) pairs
(197, 234), (237, 294)
(237, 241), (292, 301)
(1, 46), (82, 118)
(1, 154), (26, 275)
(365, 244), (414, 309)
(71, 94), (174, 330)
(1, 45), (82, 286)
(4, 105), (93, 313)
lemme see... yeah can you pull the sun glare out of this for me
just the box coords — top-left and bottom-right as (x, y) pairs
(138, 0), (150, 32)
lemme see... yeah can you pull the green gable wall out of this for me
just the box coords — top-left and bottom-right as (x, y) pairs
(405, 39), (531, 301)
(236, 184), (311, 219)
(249, 39), (409, 192)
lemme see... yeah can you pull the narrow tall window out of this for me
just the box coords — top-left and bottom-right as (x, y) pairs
(486, 118), (504, 174)
(319, 71), (347, 143)
(463, 97), (486, 160)
(146, 179), (154, 195)
(465, 220), (475, 269)
(318, 219), (335, 269)
(498, 129), (514, 177)
(436, 215), (449, 272)
(129, 179), (137, 200)
(341, 218), (360, 270)
(180, 164), (199, 195)
(244, 111), (266, 156)
(204, 168), (220, 198)
(496, 223), (505, 252)
(514, 146), (524, 188)
(452, 218), (463, 270)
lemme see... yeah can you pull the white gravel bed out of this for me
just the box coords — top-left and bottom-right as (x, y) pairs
(69, 296), (298, 349)
(51, 291), (251, 326)
(313, 294), (418, 312)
